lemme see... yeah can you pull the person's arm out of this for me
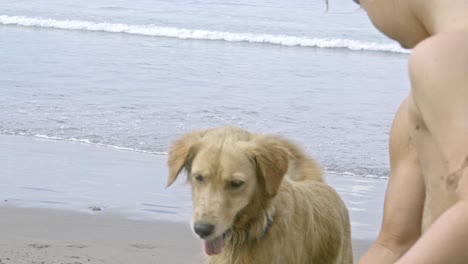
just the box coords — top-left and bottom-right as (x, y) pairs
(359, 98), (425, 264)
(391, 28), (468, 264)
(394, 200), (468, 264)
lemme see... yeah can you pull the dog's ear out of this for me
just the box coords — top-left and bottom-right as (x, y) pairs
(250, 136), (291, 197)
(167, 131), (203, 187)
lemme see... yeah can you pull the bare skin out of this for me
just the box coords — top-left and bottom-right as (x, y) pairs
(356, 0), (468, 263)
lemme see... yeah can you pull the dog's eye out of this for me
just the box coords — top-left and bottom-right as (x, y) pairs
(229, 180), (244, 190)
(194, 174), (204, 183)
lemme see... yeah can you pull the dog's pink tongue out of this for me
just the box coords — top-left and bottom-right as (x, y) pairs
(204, 236), (224, 255)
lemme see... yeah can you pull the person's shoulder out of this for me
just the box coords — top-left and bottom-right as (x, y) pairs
(413, 0), (468, 35)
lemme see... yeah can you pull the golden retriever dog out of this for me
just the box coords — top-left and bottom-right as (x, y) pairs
(167, 126), (352, 264)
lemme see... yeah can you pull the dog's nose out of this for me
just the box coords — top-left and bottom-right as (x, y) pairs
(193, 222), (215, 238)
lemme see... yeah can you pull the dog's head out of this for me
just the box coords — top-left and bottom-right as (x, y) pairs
(166, 127), (290, 255)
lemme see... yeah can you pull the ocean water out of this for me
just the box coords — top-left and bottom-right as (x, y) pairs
(1, 0), (409, 238)
(0, 0), (410, 179)
(1, 135), (387, 239)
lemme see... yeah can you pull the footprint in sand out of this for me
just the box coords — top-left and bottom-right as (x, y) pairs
(66, 244), (88, 249)
(129, 244), (158, 250)
(28, 243), (51, 249)
(65, 256), (86, 264)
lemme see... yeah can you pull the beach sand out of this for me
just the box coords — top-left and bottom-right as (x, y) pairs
(0, 135), (378, 263)
(0, 207), (203, 264)
(0, 207), (370, 264)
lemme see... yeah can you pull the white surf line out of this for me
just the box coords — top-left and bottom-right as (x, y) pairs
(0, 15), (409, 53)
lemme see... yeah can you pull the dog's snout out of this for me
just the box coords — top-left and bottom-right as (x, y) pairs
(194, 222), (215, 238)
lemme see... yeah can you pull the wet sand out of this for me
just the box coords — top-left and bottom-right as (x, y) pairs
(0, 206), (203, 264)
(0, 207), (371, 263)
(0, 135), (379, 263)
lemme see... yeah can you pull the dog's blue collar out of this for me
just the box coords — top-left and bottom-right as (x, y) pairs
(223, 212), (274, 241)
(260, 214), (273, 239)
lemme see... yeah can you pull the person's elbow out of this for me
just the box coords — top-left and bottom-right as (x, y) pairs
(359, 221), (421, 264)
(377, 224), (420, 256)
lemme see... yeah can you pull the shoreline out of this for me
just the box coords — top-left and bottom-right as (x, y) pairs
(0, 134), (382, 262)
(0, 134), (386, 239)
(0, 134), (193, 223)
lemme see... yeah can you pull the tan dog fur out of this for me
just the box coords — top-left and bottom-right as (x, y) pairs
(167, 126), (353, 264)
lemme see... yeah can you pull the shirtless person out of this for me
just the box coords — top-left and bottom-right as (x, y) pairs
(353, 0), (468, 263)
